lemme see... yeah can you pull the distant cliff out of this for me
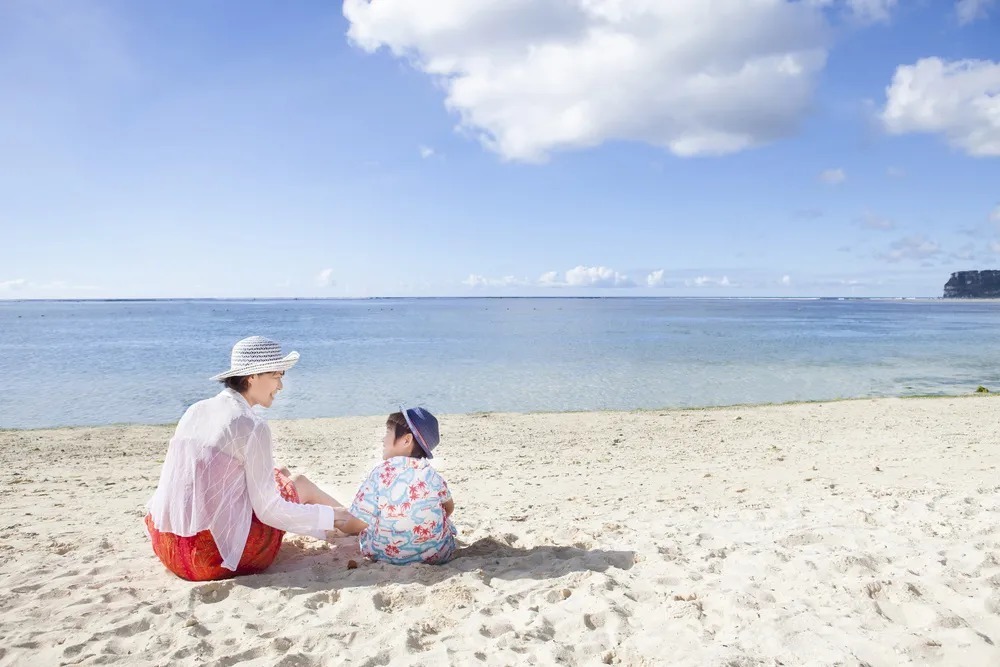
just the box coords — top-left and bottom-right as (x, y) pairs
(943, 270), (1000, 298)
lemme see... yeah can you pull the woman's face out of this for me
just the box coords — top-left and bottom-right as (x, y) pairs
(246, 371), (284, 408)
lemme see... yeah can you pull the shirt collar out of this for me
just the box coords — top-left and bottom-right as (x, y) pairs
(386, 455), (427, 468)
(221, 387), (252, 411)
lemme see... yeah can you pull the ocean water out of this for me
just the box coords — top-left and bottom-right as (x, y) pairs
(1, 298), (999, 429)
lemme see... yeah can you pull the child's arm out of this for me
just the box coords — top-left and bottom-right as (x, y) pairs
(442, 499), (454, 517)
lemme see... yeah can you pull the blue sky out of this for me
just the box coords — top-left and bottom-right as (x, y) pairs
(0, 0), (998, 299)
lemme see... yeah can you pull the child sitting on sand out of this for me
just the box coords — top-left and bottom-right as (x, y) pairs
(335, 407), (457, 565)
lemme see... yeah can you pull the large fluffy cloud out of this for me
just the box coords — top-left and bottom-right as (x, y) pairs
(881, 57), (1000, 157)
(344, 0), (829, 162)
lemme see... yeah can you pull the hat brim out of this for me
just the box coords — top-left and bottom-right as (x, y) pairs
(209, 351), (300, 381)
(401, 406), (433, 459)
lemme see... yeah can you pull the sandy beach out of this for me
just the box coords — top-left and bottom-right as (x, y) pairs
(2, 396), (999, 666)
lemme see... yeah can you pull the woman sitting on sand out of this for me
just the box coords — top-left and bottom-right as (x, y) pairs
(144, 336), (349, 581)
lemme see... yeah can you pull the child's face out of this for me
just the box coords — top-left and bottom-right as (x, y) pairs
(382, 425), (414, 460)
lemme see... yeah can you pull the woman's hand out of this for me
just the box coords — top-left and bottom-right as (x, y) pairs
(323, 507), (367, 537)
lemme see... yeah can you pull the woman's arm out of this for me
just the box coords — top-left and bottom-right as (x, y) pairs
(244, 423), (336, 538)
(442, 499), (455, 517)
(335, 514), (369, 535)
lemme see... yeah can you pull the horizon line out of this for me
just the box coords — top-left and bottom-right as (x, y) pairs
(0, 294), (956, 303)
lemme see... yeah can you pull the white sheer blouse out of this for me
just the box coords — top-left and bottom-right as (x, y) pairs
(146, 388), (334, 571)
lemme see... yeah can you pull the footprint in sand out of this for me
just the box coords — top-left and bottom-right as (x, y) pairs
(49, 542), (74, 556)
(478, 621), (515, 638)
(303, 590), (340, 610)
(147, 602), (169, 615)
(274, 653), (316, 667)
(372, 587), (426, 613)
(190, 580), (233, 605)
(583, 612), (606, 630)
(405, 628), (430, 652)
(544, 588), (573, 603)
(11, 583), (43, 594)
(98, 618), (152, 639)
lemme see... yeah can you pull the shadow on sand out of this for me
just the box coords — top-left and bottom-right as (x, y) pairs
(237, 536), (636, 593)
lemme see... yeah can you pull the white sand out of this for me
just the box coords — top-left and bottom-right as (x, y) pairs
(2, 396), (999, 666)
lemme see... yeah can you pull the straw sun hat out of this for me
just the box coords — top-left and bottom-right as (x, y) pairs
(210, 336), (300, 381)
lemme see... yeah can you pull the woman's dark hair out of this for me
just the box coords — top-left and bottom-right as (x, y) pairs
(386, 412), (427, 459)
(222, 375), (251, 393)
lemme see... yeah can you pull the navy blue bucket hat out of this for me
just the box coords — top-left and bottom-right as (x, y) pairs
(401, 406), (439, 459)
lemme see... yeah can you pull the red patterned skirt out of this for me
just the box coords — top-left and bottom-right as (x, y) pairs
(145, 469), (300, 581)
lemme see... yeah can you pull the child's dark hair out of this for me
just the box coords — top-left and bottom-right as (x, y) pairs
(386, 412), (427, 459)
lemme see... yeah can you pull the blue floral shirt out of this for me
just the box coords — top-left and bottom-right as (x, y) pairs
(349, 457), (456, 565)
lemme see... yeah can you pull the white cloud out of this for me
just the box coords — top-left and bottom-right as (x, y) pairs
(462, 274), (489, 288)
(880, 235), (942, 263)
(462, 274), (529, 288)
(949, 243), (978, 262)
(990, 241), (1000, 254)
(538, 266), (634, 288)
(343, 0), (829, 162)
(832, 277), (874, 288)
(991, 205), (1000, 222)
(819, 168), (846, 185)
(565, 265), (634, 288)
(881, 57), (1000, 157)
(781, 274), (792, 286)
(0, 278), (27, 291)
(686, 275), (733, 288)
(793, 208), (824, 220)
(538, 271), (560, 286)
(844, 0), (898, 23)
(886, 166), (905, 177)
(646, 270), (666, 287)
(419, 145), (435, 159)
(859, 210), (896, 230)
(956, 0), (997, 24)
(316, 268), (336, 287)
(807, 0), (897, 23)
